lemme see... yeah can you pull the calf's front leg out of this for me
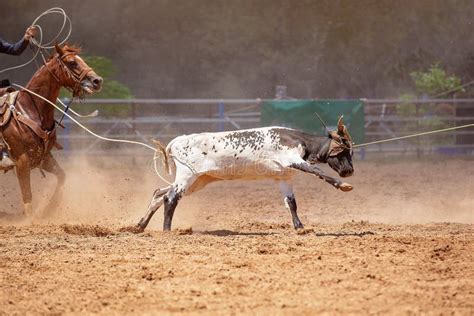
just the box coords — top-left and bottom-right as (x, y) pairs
(290, 162), (353, 192)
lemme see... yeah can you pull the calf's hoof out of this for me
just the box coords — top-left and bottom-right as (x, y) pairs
(293, 221), (304, 230)
(137, 218), (148, 231)
(339, 183), (353, 192)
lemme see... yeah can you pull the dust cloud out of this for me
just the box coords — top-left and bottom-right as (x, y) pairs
(0, 156), (472, 229)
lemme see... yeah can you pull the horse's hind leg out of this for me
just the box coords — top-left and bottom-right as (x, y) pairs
(15, 154), (33, 216)
(40, 153), (66, 216)
(137, 186), (171, 230)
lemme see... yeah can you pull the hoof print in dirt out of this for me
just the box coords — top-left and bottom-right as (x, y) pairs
(296, 228), (315, 235)
(61, 224), (113, 237)
(118, 225), (145, 234)
(174, 227), (193, 235)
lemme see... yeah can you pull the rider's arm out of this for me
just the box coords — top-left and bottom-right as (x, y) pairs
(0, 27), (37, 56)
(0, 37), (29, 56)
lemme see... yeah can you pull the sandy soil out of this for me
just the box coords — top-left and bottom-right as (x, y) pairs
(0, 156), (473, 315)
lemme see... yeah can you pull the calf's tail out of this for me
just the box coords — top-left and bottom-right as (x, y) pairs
(152, 139), (171, 175)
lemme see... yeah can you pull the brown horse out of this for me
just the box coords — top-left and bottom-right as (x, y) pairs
(0, 44), (102, 216)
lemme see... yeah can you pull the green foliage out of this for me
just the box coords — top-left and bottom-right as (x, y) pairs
(410, 63), (462, 96)
(395, 93), (417, 116)
(59, 55), (133, 116)
(83, 56), (116, 79)
(396, 65), (460, 148)
(5, 1), (474, 98)
(82, 56), (133, 100)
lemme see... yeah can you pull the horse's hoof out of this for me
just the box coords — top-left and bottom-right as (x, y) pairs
(23, 203), (33, 217)
(339, 183), (353, 192)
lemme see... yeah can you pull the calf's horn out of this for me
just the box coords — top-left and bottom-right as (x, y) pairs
(337, 115), (344, 133)
(314, 112), (331, 134)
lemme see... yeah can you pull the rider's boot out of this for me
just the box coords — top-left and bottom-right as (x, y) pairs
(0, 81), (16, 171)
(0, 142), (15, 171)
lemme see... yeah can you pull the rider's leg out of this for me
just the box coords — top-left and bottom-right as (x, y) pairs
(0, 79), (16, 169)
(0, 136), (14, 170)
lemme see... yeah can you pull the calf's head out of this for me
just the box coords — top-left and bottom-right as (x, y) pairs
(326, 117), (354, 177)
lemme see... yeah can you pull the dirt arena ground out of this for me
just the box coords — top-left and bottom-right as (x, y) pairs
(0, 155), (473, 315)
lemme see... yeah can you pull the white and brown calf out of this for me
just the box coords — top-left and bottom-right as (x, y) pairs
(138, 117), (355, 231)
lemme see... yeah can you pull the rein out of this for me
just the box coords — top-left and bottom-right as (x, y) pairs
(43, 53), (93, 98)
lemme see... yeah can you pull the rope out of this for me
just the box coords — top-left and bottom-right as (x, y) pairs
(0, 8), (72, 75)
(0, 26), (43, 74)
(354, 123), (474, 148)
(11, 83), (173, 185)
(1, 7), (173, 185)
(30, 7), (72, 49)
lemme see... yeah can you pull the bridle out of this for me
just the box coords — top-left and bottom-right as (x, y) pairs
(45, 52), (93, 98)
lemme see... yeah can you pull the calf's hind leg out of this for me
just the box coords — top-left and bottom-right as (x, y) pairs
(162, 173), (198, 231)
(138, 164), (197, 231)
(163, 186), (180, 231)
(279, 180), (304, 229)
(137, 186), (170, 230)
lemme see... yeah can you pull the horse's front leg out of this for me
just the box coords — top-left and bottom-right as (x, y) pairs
(15, 154), (33, 216)
(40, 153), (66, 216)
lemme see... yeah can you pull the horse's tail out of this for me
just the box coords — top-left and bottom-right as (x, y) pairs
(152, 139), (171, 175)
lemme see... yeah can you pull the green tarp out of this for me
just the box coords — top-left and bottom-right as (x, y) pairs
(261, 100), (365, 144)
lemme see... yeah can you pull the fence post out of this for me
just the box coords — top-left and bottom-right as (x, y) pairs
(275, 85), (287, 99)
(218, 102), (225, 131)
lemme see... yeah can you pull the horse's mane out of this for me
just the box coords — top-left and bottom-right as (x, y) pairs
(62, 44), (82, 54)
(47, 44), (82, 61)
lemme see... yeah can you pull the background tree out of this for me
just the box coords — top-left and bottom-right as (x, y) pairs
(2, 0), (474, 99)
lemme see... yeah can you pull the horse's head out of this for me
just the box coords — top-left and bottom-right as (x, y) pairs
(49, 44), (103, 98)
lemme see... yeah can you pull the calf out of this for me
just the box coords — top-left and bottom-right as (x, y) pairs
(138, 117), (354, 231)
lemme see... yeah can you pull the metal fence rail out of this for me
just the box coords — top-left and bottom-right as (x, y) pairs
(361, 98), (474, 156)
(57, 98), (474, 157)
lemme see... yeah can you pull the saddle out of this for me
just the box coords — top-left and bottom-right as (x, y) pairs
(0, 90), (62, 151)
(0, 86), (15, 96)
(0, 91), (19, 127)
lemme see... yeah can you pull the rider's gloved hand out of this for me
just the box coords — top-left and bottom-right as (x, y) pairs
(24, 26), (38, 41)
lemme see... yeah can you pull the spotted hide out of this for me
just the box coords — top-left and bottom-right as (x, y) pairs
(138, 118), (354, 231)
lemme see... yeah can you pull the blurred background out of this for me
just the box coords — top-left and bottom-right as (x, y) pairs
(1, 0), (474, 157)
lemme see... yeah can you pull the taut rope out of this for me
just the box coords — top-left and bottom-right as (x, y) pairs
(353, 123), (474, 148)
